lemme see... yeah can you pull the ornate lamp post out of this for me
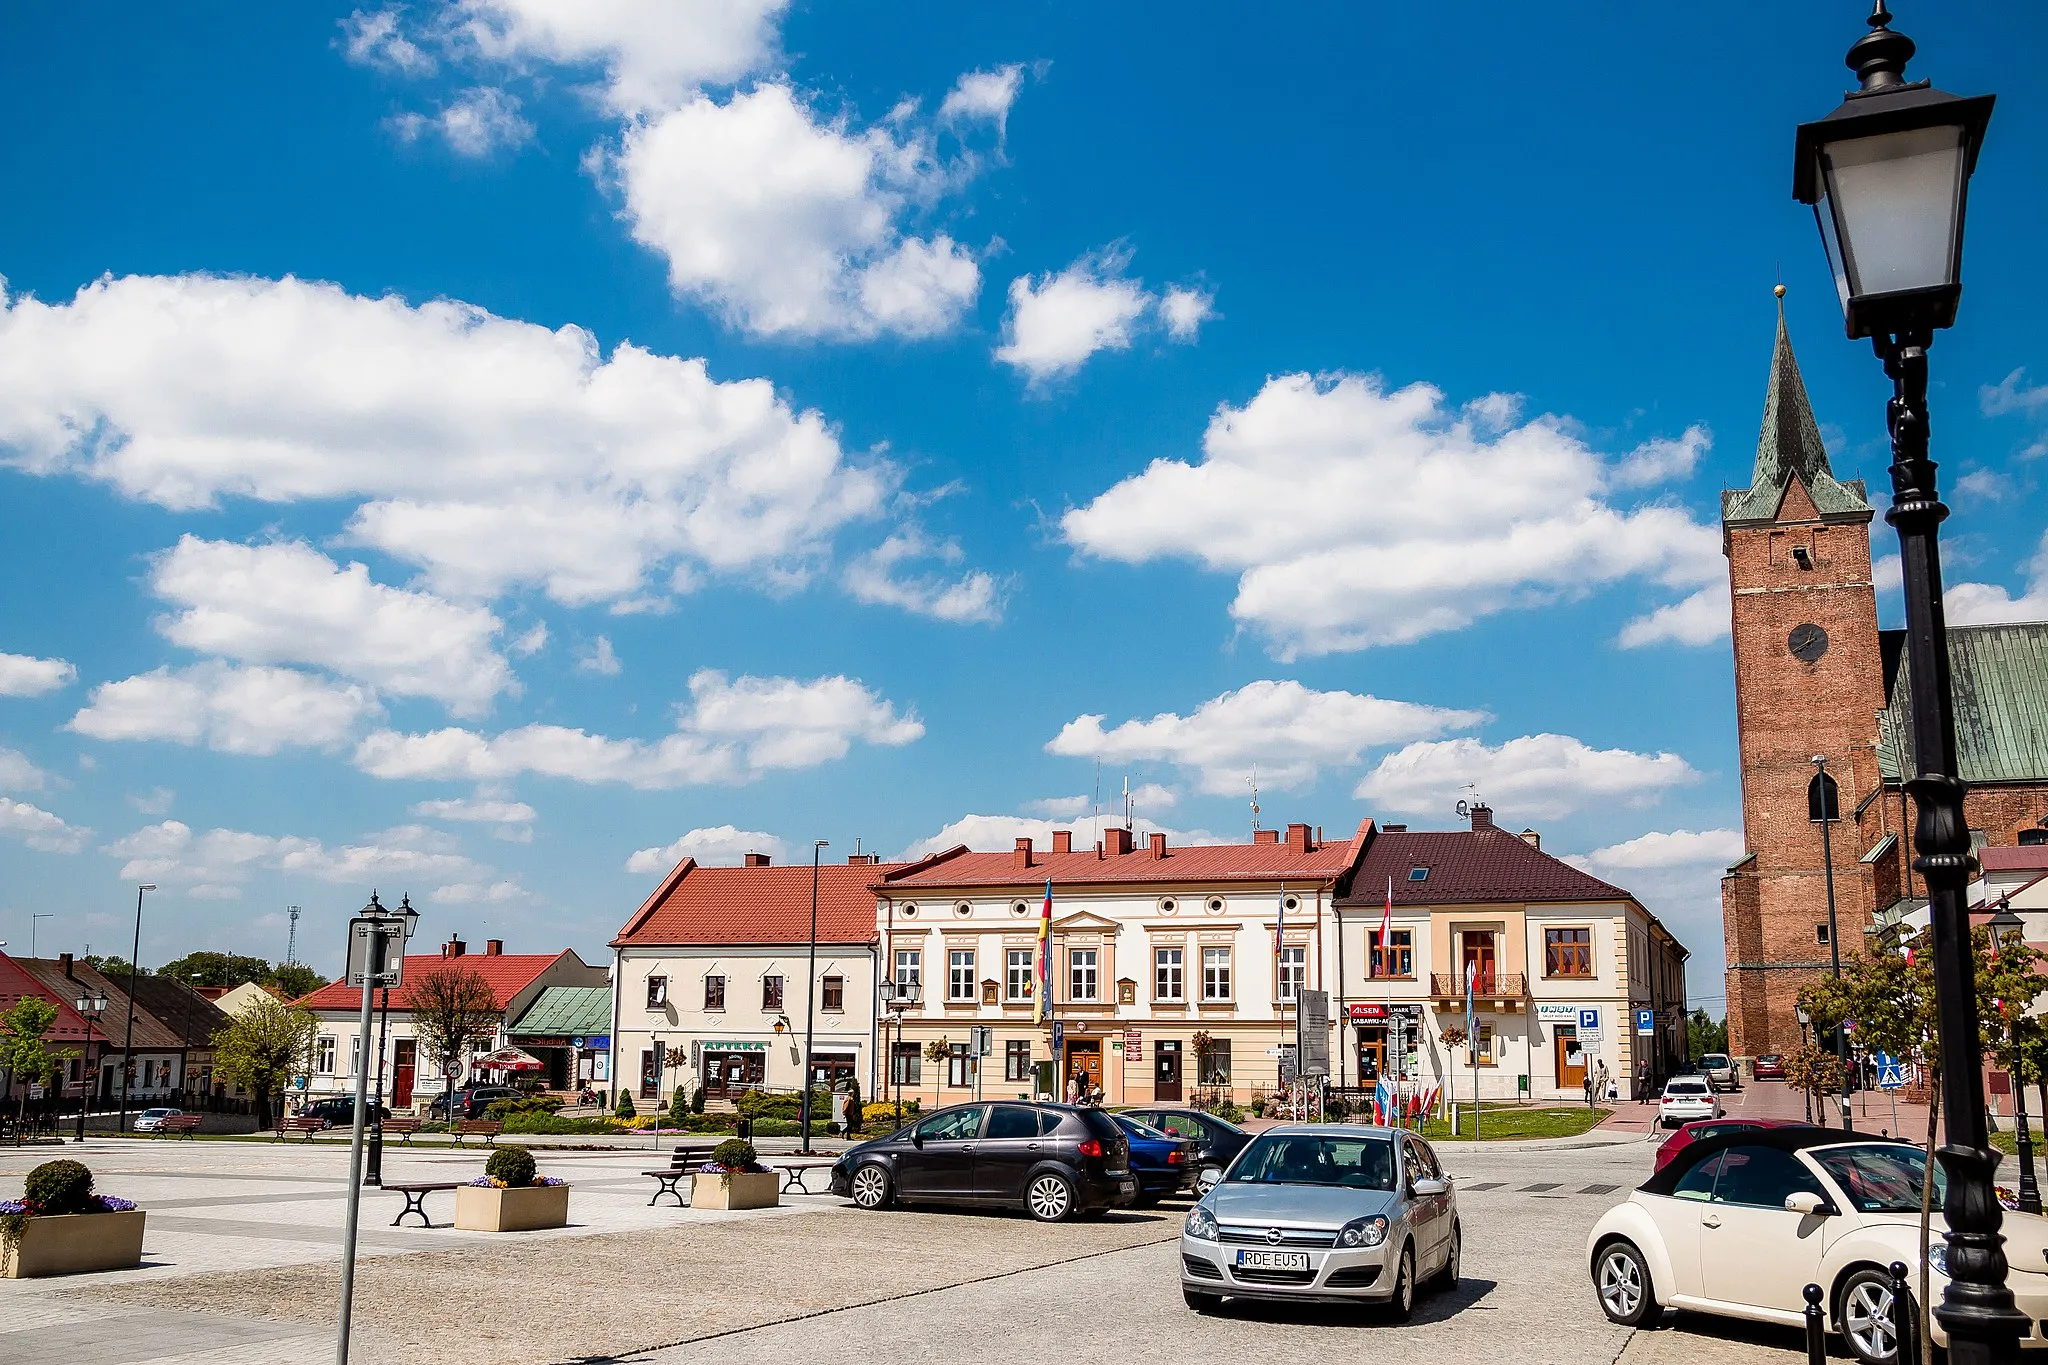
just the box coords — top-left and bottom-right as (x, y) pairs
(1792, 6), (2017, 1359)
(72, 988), (107, 1142)
(1989, 902), (2040, 1216)
(799, 839), (828, 1154)
(116, 884), (155, 1135)
(362, 893), (419, 1187)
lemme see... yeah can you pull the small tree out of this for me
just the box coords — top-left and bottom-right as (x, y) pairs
(0, 998), (77, 1139)
(159, 951), (273, 989)
(408, 967), (499, 1125)
(209, 996), (317, 1130)
(1685, 1008), (1728, 1058)
(1782, 1044), (1844, 1115)
(268, 963), (329, 999)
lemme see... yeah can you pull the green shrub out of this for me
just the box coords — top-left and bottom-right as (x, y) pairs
(710, 1138), (758, 1170)
(678, 1113), (738, 1133)
(745, 1118), (803, 1137)
(824, 1121), (841, 1136)
(24, 1160), (93, 1214)
(668, 1087), (690, 1123)
(500, 1113), (620, 1135)
(735, 1087), (830, 1122)
(689, 1085), (705, 1115)
(615, 1090), (637, 1119)
(484, 1095), (562, 1120)
(486, 1145), (537, 1188)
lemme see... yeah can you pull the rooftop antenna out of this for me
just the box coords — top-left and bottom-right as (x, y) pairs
(853, 837), (862, 858)
(285, 905), (301, 965)
(1122, 775), (1132, 830)
(1248, 767), (1262, 838)
(1092, 758), (1102, 841)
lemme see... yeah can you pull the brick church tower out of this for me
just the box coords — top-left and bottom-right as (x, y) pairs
(1719, 295), (1886, 1059)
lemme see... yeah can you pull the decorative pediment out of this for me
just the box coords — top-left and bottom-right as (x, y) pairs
(1052, 910), (1121, 933)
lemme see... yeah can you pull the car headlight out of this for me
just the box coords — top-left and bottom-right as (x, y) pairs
(1337, 1215), (1389, 1248)
(1927, 1241), (1949, 1277)
(1185, 1207), (1220, 1242)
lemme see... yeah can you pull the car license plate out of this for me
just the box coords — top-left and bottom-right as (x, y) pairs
(1236, 1250), (1310, 1271)
(1118, 1180), (1136, 1194)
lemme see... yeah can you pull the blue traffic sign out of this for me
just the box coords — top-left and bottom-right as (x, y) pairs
(1579, 1008), (1600, 1031)
(1635, 1008), (1656, 1035)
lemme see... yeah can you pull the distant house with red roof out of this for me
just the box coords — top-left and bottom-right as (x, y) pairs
(610, 851), (902, 1107)
(295, 936), (603, 1109)
(0, 951), (99, 1109)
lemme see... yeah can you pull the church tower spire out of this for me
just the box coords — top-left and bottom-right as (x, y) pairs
(1722, 287), (1871, 527)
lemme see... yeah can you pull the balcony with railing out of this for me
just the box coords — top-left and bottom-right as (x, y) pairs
(1428, 972), (1527, 1001)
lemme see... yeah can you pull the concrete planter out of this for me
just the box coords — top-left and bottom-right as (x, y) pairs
(691, 1170), (780, 1211)
(1, 1210), (147, 1278)
(453, 1183), (570, 1232)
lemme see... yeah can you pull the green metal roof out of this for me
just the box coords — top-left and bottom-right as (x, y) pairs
(508, 985), (611, 1037)
(1721, 309), (1871, 526)
(1878, 622), (2048, 784)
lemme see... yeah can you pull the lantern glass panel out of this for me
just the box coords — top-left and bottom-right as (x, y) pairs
(1820, 125), (1966, 301)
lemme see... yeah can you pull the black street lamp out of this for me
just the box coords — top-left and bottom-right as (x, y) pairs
(1989, 901), (2040, 1217)
(71, 987), (107, 1143)
(1793, 6), (2018, 1360)
(798, 839), (828, 1154)
(116, 884), (155, 1135)
(1812, 755), (1854, 1131)
(361, 892), (420, 1187)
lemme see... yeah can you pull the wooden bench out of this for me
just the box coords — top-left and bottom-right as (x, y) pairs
(771, 1157), (839, 1195)
(385, 1181), (463, 1228)
(641, 1143), (720, 1206)
(381, 1115), (422, 1146)
(453, 1119), (503, 1146)
(275, 1116), (325, 1141)
(155, 1114), (203, 1139)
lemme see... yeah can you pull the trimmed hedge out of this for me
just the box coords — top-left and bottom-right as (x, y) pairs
(486, 1145), (537, 1188)
(501, 1113), (622, 1135)
(24, 1160), (93, 1214)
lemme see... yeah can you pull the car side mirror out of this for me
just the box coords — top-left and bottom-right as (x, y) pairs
(1412, 1177), (1448, 1197)
(910, 1132), (924, 1148)
(1784, 1191), (1832, 1216)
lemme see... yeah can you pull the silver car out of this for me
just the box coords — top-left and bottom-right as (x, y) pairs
(1179, 1124), (1460, 1319)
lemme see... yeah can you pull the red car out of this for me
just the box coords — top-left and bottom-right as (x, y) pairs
(1752, 1053), (1787, 1081)
(1651, 1117), (1812, 1171)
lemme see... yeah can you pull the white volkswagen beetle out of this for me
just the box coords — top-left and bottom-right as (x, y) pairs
(1588, 1127), (2048, 1363)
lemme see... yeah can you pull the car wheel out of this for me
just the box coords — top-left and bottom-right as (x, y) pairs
(1840, 1267), (1910, 1365)
(1183, 1287), (1221, 1313)
(1433, 1223), (1461, 1291)
(1026, 1172), (1076, 1222)
(849, 1163), (892, 1211)
(1385, 1243), (1416, 1322)
(1594, 1239), (1661, 1328)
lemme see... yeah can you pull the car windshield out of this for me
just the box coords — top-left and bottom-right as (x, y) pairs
(1226, 1134), (1397, 1190)
(1115, 1115), (1170, 1140)
(1702, 1055), (1730, 1068)
(1758, 1055), (1782, 1063)
(1666, 1082), (1708, 1095)
(1814, 1143), (1946, 1214)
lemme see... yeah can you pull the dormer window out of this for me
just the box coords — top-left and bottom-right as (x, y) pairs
(1408, 866), (1429, 882)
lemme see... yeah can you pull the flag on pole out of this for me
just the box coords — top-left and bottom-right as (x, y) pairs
(1465, 958), (1477, 1038)
(1274, 884), (1285, 954)
(1374, 876), (1393, 977)
(1035, 879), (1053, 1023)
(1374, 1074), (1394, 1124)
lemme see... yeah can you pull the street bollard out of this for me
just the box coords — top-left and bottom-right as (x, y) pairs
(1803, 1283), (1827, 1365)
(1889, 1261), (1916, 1365)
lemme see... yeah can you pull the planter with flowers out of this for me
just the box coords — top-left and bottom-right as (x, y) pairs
(690, 1139), (779, 1211)
(453, 1145), (570, 1232)
(2, 1160), (145, 1278)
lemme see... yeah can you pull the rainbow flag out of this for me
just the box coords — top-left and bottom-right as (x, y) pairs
(1035, 879), (1053, 1023)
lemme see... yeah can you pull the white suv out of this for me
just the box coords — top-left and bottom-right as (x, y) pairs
(1699, 1053), (1738, 1092)
(1658, 1078), (1721, 1129)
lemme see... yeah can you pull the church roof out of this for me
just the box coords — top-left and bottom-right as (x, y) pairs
(1721, 308), (1871, 526)
(1877, 622), (2048, 784)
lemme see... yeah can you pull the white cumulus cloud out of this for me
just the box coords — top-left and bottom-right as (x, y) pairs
(391, 85), (533, 157)
(1618, 582), (1730, 649)
(843, 529), (1003, 624)
(1047, 679), (1486, 796)
(451, 0), (786, 115)
(1946, 530), (2048, 626)
(1568, 827), (1747, 872)
(1063, 373), (1722, 656)
(107, 818), (503, 897)
(996, 248), (1212, 384)
(938, 64), (1025, 139)
(0, 651), (76, 697)
(576, 635), (621, 676)
(1354, 733), (1700, 821)
(0, 747), (48, 791)
(69, 663), (378, 756)
(0, 797), (89, 854)
(626, 824), (786, 874)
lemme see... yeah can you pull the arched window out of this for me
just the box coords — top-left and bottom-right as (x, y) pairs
(2020, 828), (2048, 847)
(1808, 771), (1840, 823)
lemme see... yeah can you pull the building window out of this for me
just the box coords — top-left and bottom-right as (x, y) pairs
(1408, 865), (1429, 882)
(646, 975), (668, 1009)
(704, 975), (725, 1010)
(948, 1042), (973, 1088)
(1278, 945), (1306, 1000)
(1808, 770), (1840, 822)
(2020, 828), (2048, 847)
(1155, 947), (1184, 1001)
(1474, 1025), (1496, 1065)
(1544, 927), (1593, 978)
(1004, 1039), (1032, 1081)
(821, 975), (844, 1012)
(1199, 1038), (1232, 1084)
(762, 975), (784, 1011)
(1370, 930), (1413, 978)
(1202, 947), (1232, 1001)
(349, 1036), (361, 1077)
(1007, 948), (1034, 1001)
(948, 950), (975, 1001)
(894, 949), (921, 989)
(890, 1042), (922, 1085)
(640, 1049), (659, 1098)
(1070, 948), (1098, 1002)
(315, 1036), (336, 1075)
(1816, 924), (1832, 946)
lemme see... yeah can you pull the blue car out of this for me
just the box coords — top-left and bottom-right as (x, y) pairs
(1111, 1112), (1196, 1207)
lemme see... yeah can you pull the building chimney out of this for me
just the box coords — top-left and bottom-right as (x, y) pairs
(60, 952), (74, 977)
(1519, 828), (1541, 850)
(443, 936), (466, 958)
(1014, 837), (1034, 869)
(485, 939), (503, 956)
(1383, 824), (1407, 833)
(1104, 827), (1133, 856)
(1469, 803), (1494, 832)
(1149, 832), (1167, 860)
(1285, 822), (1311, 851)
(744, 852), (772, 867)
(846, 853), (878, 865)
(1253, 829), (1279, 845)
(1052, 830), (1073, 855)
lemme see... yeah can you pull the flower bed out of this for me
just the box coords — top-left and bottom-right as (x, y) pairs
(1, 1161), (145, 1278)
(690, 1139), (779, 1211)
(453, 1145), (570, 1232)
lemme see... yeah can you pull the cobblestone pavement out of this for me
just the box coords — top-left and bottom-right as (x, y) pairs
(0, 1131), (1822, 1365)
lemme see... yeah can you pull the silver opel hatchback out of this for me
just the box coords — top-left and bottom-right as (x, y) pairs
(1179, 1124), (1460, 1318)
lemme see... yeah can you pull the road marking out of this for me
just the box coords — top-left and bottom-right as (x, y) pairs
(1579, 1183), (1620, 1195)
(1463, 1181), (1504, 1191)
(1519, 1182), (1561, 1192)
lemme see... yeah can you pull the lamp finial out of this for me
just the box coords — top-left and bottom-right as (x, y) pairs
(1847, 3), (1915, 92)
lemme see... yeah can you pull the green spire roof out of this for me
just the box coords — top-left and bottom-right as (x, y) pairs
(1721, 304), (1871, 525)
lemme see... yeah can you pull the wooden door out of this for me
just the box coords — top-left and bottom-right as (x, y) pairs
(1357, 1029), (1387, 1081)
(1067, 1040), (1103, 1098)
(1555, 1027), (1586, 1091)
(1462, 932), (1498, 993)
(393, 1040), (416, 1108)
(1155, 1039), (1182, 1101)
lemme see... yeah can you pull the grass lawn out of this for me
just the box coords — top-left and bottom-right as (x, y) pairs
(1990, 1129), (2047, 1156)
(1418, 1106), (1608, 1141)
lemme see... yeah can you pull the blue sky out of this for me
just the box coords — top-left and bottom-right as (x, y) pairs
(2, 3), (2045, 1001)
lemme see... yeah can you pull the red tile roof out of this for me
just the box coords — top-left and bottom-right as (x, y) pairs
(296, 951), (572, 1013)
(1983, 846), (2048, 873)
(877, 822), (1373, 891)
(0, 954), (95, 1045)
(1336, 827), (1632, 908)
(614, 860), (899, 947)
(11, 957), (184, 1050)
